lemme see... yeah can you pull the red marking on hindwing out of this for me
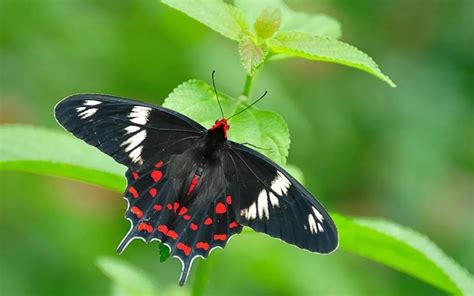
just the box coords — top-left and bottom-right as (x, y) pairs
(187, 176), (199, 195)
(226, 195), (232, 205)
(173, 202), (180, 212)
(183, 215), (191, 221)
(204, 218), (213, 225)
(178, 207), (188, 215)
(138, 222), (152, 233)
(166, 203), (173, 210)
(190, 223), (198, 231)
(154, 160), (163, 168)
(229, 221), (240, 229)
(167, 230), (178, 240)
(215, 203), (227, 214)
(128, 186), (138, 199)
(130, 206), (143, 219)
(132, 171), (139, 180)
(196, 242), (209, 251)
(153, 204), (162, 211)
(151, 170), (163, 182)
(213, 234), (227, 241)
(157, 224), (169, 235)
(149, 188), (157, 197)
(177, 242), (191, 256)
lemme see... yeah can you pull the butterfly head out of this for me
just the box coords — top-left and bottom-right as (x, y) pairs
(210, 118), (229, 139)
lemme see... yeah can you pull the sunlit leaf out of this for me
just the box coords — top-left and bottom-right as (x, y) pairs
(96, 257), (157, 296)
(268, 32), (396, 87)
(239, 36), (268, 75)
(162, 0), (248, 41)
(254, 7), (282, 40)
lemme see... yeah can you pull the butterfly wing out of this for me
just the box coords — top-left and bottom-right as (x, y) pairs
(225, 142), (338, 254)
(54, 94), (205, 168)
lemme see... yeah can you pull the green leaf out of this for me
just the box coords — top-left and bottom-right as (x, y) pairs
(163, 80), (290, 165)
(96, 257), (157, 296)
(159, 243), (170, 262)
(0, 124), (125, 192)
(235, 0), (341, 39)
(284, 163), (304, 184)
(161, 0), (248, 41)
(254, 7), (282, 40)
(239, 36), (268, 75)
(1, 124), (472, 294)
(335, 215), (474, 295)
(268, 32), (396, 87)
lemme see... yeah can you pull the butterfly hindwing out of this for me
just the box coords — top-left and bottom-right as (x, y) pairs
(226, 142), (339, 254)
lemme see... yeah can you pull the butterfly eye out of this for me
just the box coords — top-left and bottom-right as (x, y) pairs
(228, 125), (230, 129)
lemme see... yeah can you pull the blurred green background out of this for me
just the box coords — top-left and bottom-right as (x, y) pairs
(1, 0), (473, 295)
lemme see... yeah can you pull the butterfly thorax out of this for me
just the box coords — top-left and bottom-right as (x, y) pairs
(201, 118), (229, 160)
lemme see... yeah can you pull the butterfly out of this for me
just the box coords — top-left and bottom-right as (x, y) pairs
(54, 87), (338, 286)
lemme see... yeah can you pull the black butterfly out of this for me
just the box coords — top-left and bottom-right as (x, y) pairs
(54, 91), (338, 286)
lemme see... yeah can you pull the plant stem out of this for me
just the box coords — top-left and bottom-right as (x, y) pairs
(191, 257), (213, 296)
(242, 74), (254, 98)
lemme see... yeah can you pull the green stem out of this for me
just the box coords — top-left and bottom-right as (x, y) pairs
(242, 74), (255, 98)
(191, 257), (214, 296)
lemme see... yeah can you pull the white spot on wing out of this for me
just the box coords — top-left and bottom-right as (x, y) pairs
(121, 130), (147, 152)
(269, 192), (279, 207)
(84, 100), (102, 106)
(271, 171), (291, 196)
(308, 214), (318, 234)
(124, 125), (140, 134)
(241, 202), (257, 220)
(312, 206), (324, 222)
(76, 106), (86, 112)
(129, 145), (143, 164)
(317, 223), (324, 232)
(79, 108), (98, 119)
(129, 106), (151, 125)
(257, 190), (269, 219)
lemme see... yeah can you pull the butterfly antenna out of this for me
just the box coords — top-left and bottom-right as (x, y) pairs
(211, 70), (225, 118)
(227, 91), (268, 120)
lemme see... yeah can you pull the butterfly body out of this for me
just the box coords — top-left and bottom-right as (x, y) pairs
(54, 94), (338, 286)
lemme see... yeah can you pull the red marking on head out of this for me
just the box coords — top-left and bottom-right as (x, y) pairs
(166, 230), (178, 240)
(229, 221), (240, 229)
(130, 206), (143, 219)
(157, 224), (169, 235)
(213, 234), (227, 241)
(173, 202), (180, 212)
(154, 160), (163, 168)
(132, 171), (139, 180)
(149, 188), (157, 197)
(153, 204), (162, 211)
(166, 203), (173, 210)
(183, 214), (191, 221)
(177, 242), (191, 256)
(138, 222), (153, 233)
(151, 170), (163, 182)
(226, 195), (232, 205)
(190, 223), (199, 231)
(196, 242), (209, 251)
(204, 218), (213, 225)
(210, 118), (229, 138)
(178, 207), (188, 215)
(215, 203), (227, 214)
(128, 186), (139, 199)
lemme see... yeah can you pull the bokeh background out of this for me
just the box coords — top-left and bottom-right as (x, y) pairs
(1, 0), (473, 295)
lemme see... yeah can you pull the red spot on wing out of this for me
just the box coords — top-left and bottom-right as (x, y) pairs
(128, 186), (139, 199)
(154, 160), (163, 168)
(132, 171), (139, 180)
(138, 222), (153, 233)
(229, 221), (240, 229)
(187, 176), (200, 195)
(226, 195), (232, 205)
(204, 218), (213, 225)
(149, 188), (157, 197)
(213, 234), (227, 241)
(153, 204), (162, 211)
(178, 207), (188, 215)
(190, 223), (199, 231)
(151, 170), (163, 182)
(166, 203), (173, 210)
(215, 203), (227, 214)
(157, 224), (169, 235)
(173, 202), (180, 212)
(130, 206), (143, 219)
(167, 230), (178, 240)
(177, 242), (191, 256)
(196, 242), (209, 251)
(183, 215), (191, 221)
